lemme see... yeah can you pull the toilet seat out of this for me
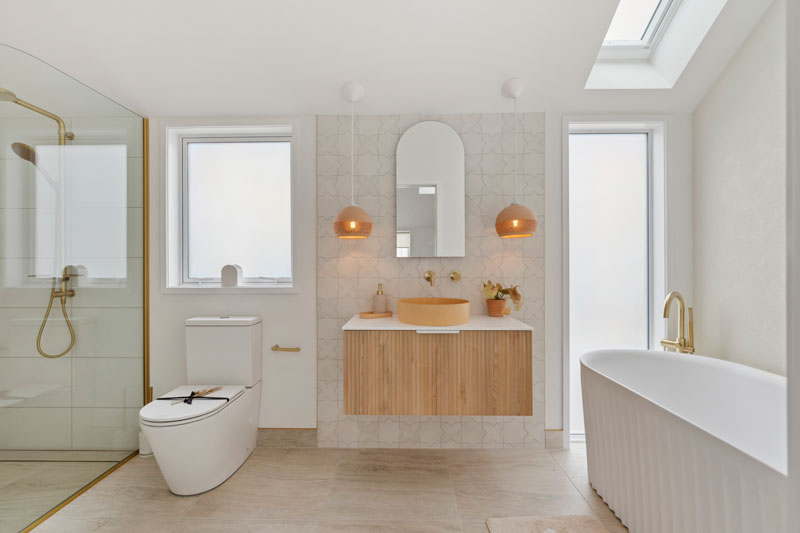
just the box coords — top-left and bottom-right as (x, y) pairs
(140, 385), (244, 426)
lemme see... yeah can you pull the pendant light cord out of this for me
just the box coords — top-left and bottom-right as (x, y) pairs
(351, 100), (356, 206)
(513, 95), (518, 204)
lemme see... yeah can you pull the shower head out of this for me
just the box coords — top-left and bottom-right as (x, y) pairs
(11, 141), (57, 188)
(12, 142), (36, 165)
(0, 88), (18, 102)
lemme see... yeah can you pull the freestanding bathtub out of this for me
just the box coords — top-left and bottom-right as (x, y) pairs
(581, 349), (787, 533)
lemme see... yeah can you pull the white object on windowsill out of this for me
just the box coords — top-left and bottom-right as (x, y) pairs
(221, 264), (243, 287)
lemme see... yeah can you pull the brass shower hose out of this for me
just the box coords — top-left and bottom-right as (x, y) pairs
(36, 277), (75, 358)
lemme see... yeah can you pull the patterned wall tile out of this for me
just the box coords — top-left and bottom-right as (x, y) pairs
(441, 416), (462, 449)
(462, 417), (484, 448)
(482, 417), (504, 449)
(502, 416), (526, 448)
(317, 113), (545, 448)
(398, 417), (421, 448)
(419, 416), (444, 448)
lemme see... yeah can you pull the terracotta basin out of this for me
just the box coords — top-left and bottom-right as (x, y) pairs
(397, 298), (470, 326)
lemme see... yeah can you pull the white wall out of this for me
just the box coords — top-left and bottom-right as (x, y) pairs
(787, 0), (799, 522)
(147, 117), (318, 428)
(692, 0), (787, 375)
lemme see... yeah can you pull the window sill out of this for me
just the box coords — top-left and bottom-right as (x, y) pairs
(162, 283), (298, 295)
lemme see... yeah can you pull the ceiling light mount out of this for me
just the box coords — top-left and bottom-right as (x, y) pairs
(341, 80), (365, 104)
(500, 77), (524, 100)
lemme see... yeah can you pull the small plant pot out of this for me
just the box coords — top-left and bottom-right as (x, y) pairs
(486, 298), (506, 317)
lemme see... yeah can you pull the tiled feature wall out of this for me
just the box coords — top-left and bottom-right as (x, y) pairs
(317, 113), (545, 448)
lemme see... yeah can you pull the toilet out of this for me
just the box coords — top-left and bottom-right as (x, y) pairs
(139, 316), (262, 495)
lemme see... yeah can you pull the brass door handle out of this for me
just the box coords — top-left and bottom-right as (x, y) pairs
(271, 344), (300, 352)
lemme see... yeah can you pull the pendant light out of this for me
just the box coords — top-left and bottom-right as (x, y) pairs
(334, 81), (372, 239)
(495, 78), (537, 239)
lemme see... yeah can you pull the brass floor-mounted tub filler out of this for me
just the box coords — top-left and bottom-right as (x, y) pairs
(660, 290), (695, 354)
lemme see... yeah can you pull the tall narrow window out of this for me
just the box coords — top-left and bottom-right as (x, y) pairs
(568, 132), (650, 438)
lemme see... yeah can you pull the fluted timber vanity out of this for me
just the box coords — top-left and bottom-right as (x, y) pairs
(342, 315), (533, 416)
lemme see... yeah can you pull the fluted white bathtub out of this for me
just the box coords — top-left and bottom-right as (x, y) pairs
(581, 349), (787, 533)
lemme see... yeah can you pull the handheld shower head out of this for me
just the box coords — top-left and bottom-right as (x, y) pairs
(11, 142), (36, 165)
(0, 87), (17, 102)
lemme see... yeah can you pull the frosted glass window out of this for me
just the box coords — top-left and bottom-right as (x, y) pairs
(34, 145), (127, 280)
(569, 133), (649, 436)
(185, 140), (291, 282)
(396, 231), (411, 257)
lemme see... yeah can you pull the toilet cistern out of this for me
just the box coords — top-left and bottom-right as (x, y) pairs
(660, 291), (695, 354)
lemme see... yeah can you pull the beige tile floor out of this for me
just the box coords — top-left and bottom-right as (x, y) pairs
(0, 460), (118, 533)
(34, 436), (626, 533)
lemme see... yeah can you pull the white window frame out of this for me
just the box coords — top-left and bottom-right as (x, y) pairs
(180, 135), (292, 285)
(561, 118), (668, 446)
(598, 0), (682, 61)
(163, 123), (300, 293)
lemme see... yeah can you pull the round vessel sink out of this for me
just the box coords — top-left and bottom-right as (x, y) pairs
(397, 298), (470, 326)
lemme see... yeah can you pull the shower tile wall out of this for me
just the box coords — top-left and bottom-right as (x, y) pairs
(0, 115), (143, 450)
(317, 113), (546, 448)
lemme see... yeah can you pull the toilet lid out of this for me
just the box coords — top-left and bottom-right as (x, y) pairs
(139, 385), (244, 423)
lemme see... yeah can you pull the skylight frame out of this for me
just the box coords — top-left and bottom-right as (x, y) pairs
(598, 0), (682, 61)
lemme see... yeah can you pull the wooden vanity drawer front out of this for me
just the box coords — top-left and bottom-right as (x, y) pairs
(343, 330), (532, 416)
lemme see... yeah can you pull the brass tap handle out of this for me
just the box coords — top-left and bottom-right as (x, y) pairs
(687, 307), (695, 353)
(423, 271), (436, 286)
(449, 271), (462, 282)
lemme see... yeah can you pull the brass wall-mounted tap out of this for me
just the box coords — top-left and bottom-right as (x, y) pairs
(660, 291), (694, 354)
(54, 271), (76, 300)
(423, 270), (436, 286)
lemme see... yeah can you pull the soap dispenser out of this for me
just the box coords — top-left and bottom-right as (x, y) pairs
(373, 283), (387, 313)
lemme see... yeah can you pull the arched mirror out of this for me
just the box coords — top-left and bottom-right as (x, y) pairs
(395, 121), (465, 257)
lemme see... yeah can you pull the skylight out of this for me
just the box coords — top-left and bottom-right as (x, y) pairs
(600, 0), (680, 60)
(605, 0), (662, 42)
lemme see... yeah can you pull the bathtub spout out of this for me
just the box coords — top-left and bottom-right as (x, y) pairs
(660, 291), (695, 354)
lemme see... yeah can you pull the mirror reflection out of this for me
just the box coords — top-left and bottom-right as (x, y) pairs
(395, 121), (465, 257)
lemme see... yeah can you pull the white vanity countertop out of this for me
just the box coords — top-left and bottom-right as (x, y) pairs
(342, 314), (533, 331)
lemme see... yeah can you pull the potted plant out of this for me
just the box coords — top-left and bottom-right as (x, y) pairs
(482, 280), (523, 317)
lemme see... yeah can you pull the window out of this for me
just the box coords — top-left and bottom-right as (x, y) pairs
(33, 145), (127, 283)
(165, 125), (294, 289)
(566, 122), (667, 441)
(396, 231), (411, 257)
(599, 0), (681, 60)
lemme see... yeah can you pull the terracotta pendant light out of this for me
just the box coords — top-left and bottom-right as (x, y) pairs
(334, 81), (372, 239)
(495, 78), (537, 239)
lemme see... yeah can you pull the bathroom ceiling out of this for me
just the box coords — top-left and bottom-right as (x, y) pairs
(0, 0), (774, 117)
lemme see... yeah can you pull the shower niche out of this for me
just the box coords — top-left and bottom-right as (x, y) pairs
(0, 44), (146, 531)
